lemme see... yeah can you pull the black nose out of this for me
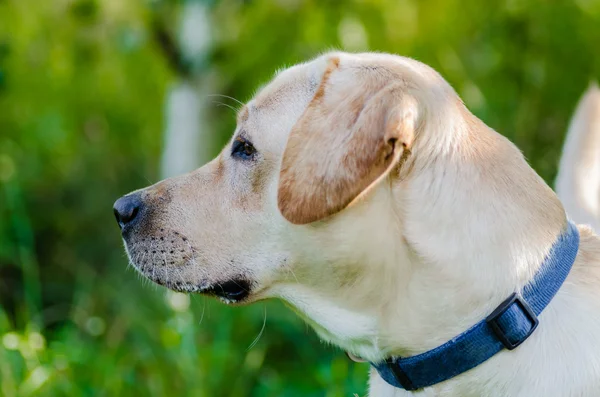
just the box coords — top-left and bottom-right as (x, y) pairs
(113, 193), (142, 229)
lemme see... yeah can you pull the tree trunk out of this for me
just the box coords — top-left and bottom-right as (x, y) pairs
(160, 0), (214, 179)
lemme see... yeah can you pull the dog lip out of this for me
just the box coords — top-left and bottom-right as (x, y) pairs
(203, 279), (251, 302)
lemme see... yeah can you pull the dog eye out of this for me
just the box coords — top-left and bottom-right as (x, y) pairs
(231, 137), (257, 160)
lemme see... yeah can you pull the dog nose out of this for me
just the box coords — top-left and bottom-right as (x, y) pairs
(113, 193), (142, 229)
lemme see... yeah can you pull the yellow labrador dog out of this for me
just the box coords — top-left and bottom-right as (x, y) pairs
(114, 52), (600, 396)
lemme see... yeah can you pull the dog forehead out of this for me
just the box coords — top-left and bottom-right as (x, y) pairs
(252, 60), (322, 114)
(243, 62), (320, 151)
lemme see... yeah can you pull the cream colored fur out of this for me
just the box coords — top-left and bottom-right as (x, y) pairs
(120, 52), (600, 396)
(556, 83), (600, 232)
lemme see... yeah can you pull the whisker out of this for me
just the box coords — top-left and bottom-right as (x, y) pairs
(198, 296), (206, 326)
(141, 175), (153, 185)
(231, 279), (249, 292)
(183, 239), (198, 269)
(207, 93), (244, 106)
(247, 305), (267, 351)
(286, 266), (300, 284)
(212, 100), (238, 114)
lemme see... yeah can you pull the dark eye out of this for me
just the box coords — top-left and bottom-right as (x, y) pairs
(231, 137), (257, 160)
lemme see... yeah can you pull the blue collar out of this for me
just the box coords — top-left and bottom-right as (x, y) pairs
(371, 221), (580, 391)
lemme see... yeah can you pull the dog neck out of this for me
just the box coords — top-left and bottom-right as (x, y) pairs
(379, 107), (566, 357)
(361, 110), (572, 397)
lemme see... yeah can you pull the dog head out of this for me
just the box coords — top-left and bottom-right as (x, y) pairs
(114, 51), (565, 360)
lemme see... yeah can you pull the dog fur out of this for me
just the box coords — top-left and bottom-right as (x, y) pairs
(118, 52), (600, 396)
(556, 83), (600, 232)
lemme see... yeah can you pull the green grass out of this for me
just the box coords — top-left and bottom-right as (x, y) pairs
(0, 273), (369, 396)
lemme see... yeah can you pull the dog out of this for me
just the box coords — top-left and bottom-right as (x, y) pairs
(114, 52), (600, 396)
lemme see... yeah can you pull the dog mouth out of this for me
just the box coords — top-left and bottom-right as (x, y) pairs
(123, 237), (253, 304)
(133, 261), (253, 303)
(129, 257), (253, 303)
(148, 277), (252, 303)
(201, 279), (251, 303)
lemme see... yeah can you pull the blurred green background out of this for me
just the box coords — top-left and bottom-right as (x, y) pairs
(0, 0), (599, 396)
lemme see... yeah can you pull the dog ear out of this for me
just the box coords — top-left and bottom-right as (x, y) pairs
(277, 58), (418, 225)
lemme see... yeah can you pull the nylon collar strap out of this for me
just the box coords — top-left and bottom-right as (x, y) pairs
(371, 221), (580, 391)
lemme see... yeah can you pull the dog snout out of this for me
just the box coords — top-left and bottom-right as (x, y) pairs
(113, 192), (142, 230)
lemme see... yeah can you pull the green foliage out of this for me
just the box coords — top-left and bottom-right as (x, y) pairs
(0, 0), (599, 395)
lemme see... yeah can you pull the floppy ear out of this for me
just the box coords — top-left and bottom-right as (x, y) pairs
(277, 60), (418, 225)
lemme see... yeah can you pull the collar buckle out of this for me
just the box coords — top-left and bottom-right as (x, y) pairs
(486, 292), (539, 350)
(386, 358), (416, 391)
